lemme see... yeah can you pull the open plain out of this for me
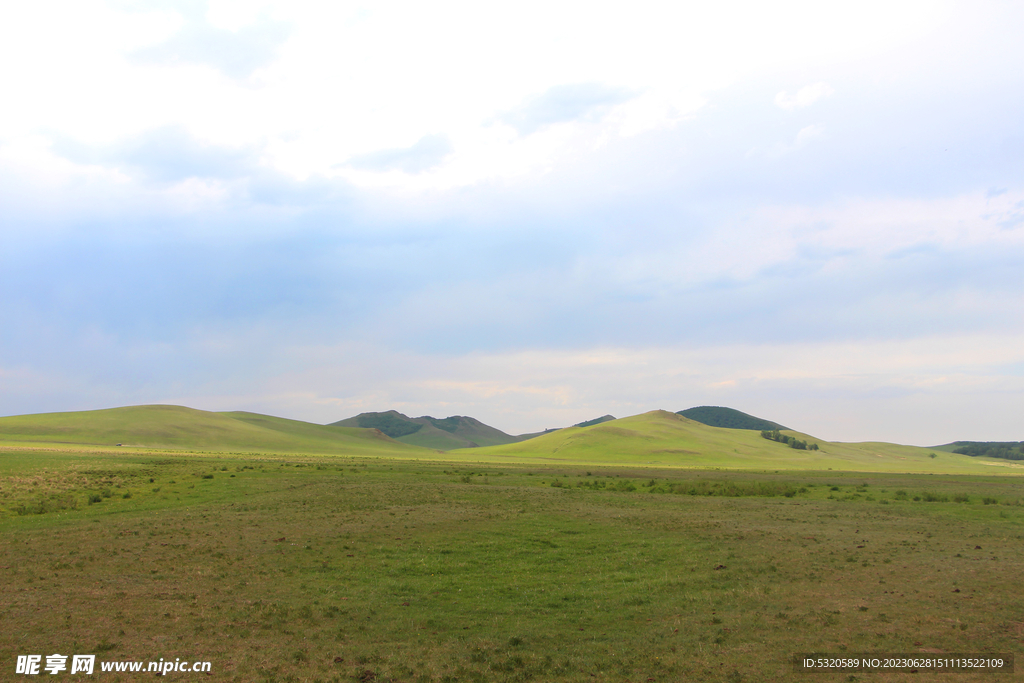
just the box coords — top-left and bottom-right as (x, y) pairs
(1, 408), (1022, 682)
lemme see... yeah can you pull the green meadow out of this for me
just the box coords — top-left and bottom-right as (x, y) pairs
(1, 407), (1022, 682)
(468, 411), (1021, 475)
(0, 405), (418, 457)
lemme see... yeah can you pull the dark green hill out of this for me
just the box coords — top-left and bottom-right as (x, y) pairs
(333, 410), (425, 438)
(573, 415), (616, 428)
(931, 441), (1024, 461)
(330, 411), (522, 450)
(676, 406), (786, 431)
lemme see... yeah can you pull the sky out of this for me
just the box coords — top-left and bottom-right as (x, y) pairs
(2, 0), (1022, 445)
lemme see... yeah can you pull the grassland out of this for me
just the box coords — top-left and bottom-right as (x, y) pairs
(2, 406), (1019, 475)
(464, 411), (1021, 474)
(0, 405), (430, 457)
(1, 406), (1021, 681)
(2, 442), (1023, 682)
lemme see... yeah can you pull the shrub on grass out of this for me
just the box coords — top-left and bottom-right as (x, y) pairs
(13, 495), (78, 515)
(658, 481), (798, 498)
(94, 640), (117, 653)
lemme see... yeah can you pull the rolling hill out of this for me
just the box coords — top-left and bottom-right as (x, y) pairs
(513, 416), (615, 441)
(329, 410), (523, 449)
(0, 405), (429, 456)
(573, 415), (616, 428)
(462, 410), (1014, 473)
(1, 404), (1019, 474)
(931, 441), (1024, 461)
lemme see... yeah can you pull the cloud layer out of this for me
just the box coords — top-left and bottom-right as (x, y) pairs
(1, 0), (1022, 445)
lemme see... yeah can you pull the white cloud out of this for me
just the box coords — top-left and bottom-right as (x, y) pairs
(575, 189), (1024, 289)
(3, 0), (1022, 448)
(794, 123), (826, 147)
(0, 0), (949, 188)
(343, 134), (454, 174)
(497, 83), (637, 135)
(774, 82), (835, 110)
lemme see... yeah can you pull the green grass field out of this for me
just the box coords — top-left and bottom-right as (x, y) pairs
(465, 411), (1020, 474)
(0, 405), (431, 457)
(1, 407), (1021, 681)
(2, 448), (1023, 682)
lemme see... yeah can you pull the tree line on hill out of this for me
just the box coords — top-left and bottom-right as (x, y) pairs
(760, 429), (818, 451)
(952, 442), (1024, 461)
(677, 406), (786, 431)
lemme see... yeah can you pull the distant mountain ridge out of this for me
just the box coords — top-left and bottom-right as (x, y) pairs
(676, 406), (787, 431)
(330, 410), (523, 450)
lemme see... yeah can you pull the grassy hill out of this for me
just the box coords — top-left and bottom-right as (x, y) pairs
(462, 410), (1017, 473)
(677, 406), (786, 431)
(2, 404), (1020, 475)
(931, 441), (1024, 461)
(573, 414), (616, 428)
(330, 411), (522, 449)
(0, 405), (427, 456)
(510, 427), (562, 441)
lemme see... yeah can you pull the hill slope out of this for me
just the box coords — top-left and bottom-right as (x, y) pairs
(0, 405), (426, 456)
(1, 405), (1017, 474)
(677, 406), (786, 431)
(330, 411), (521, 449)
(464, 410), (1009, 473)
(573, 415), (616, 428)
(931, 441), (1024, 461)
